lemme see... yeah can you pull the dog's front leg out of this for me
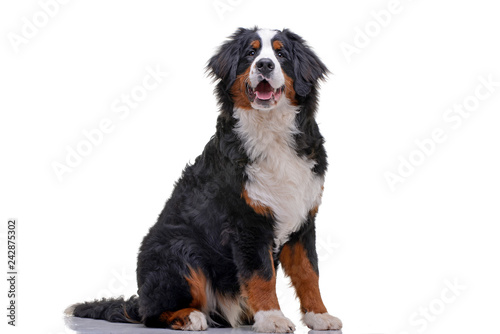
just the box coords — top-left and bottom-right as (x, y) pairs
(279, 220), (342, 331)
(232, 224), (295, 333)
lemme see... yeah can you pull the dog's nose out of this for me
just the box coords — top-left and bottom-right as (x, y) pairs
(256, 58), (275, 77)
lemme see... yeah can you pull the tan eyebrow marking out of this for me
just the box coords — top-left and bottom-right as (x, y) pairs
(272, 40), (283, 50)
(251, 40), (260, 49)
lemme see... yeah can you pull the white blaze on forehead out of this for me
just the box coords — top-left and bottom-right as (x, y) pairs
(256, 29), (278, 62)
(249, 29), (284, 89)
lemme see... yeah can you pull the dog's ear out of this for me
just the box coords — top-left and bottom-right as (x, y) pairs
(207, 28), (250, 85)
(283, 29), (329, 97)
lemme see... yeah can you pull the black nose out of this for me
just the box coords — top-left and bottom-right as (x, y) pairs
(256, 58), (275, 76)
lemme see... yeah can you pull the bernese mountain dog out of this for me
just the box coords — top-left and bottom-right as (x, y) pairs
(67, 27), (342, 333)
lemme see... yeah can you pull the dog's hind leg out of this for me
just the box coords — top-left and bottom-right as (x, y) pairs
(138, 265), (209, 330)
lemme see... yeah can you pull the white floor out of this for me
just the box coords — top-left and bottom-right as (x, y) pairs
(65, 317), (342, 334)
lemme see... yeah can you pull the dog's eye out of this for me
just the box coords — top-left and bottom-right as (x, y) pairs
(277, 51), (284, 58)
(248, 50), (256, 56)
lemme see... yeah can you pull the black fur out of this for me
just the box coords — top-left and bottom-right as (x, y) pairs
(69, 27), (330, 329)
(279, 29), (329, 97)
(71, 296), (140, 323)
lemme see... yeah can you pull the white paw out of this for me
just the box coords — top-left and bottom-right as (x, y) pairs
(182, 311), (208, 331)
(302, 312), (342, 330)
(253, 310), (296, 333)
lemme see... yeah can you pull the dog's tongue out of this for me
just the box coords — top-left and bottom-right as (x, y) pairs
(255, 81), (273, 100)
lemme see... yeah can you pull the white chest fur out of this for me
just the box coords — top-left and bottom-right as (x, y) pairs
(233, 105), (324, 249)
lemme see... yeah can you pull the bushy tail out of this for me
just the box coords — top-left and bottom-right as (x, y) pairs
(65, 296), (141, 323)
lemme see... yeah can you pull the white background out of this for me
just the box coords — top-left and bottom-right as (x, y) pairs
(1, 0), (499, 333)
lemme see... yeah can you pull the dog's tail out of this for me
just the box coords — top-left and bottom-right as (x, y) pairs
(65, 296), (141, 323)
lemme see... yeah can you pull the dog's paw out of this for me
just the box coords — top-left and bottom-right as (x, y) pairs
(253, 310), (296, 333)
(176, 310), (208, 331)
(302, 312), (342, 330)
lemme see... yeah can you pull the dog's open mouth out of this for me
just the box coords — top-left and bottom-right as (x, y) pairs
(246, 80), (284, 105)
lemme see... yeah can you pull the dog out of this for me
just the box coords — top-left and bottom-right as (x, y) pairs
(66, 27), (342, 333)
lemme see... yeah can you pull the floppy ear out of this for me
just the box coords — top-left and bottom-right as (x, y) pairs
(284, 29), (329, 97)
(207, 28), (249, 86)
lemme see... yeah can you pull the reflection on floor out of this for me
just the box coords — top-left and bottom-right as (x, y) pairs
(65, 316), (342, 334)
(65, 316), (250, 334)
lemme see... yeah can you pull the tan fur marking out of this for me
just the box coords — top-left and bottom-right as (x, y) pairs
(159, 308), (197, 329)
(251, 39), (261, 49)
(282, 71), (298, 105)
(242, 188), (273, 216)
(231, 67), (252, 110)
(242, 252), (280, 312)
(123, 304), (141, 323)
(310, 206), (319, 217)
(185, 267), (207, 309)
(273, 40), (283, 50)
(279, 243), (327, 314)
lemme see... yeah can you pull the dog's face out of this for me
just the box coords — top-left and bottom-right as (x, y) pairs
(208, 28), (328, 111)
(244, 29), (286, 110)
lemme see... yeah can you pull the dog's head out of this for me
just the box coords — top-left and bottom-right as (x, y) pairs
(208, 27), (328, 111)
